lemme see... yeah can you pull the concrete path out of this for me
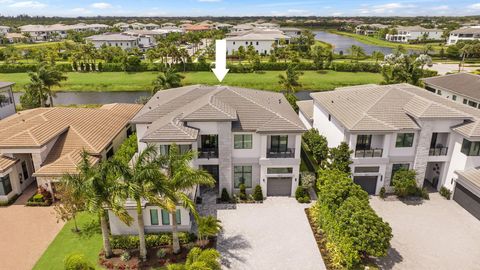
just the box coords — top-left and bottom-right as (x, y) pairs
(370, 193), (480, 270)
(428, 63), (478, 75)
(216, 197), (325, 270)
(0, 185), (64, 270)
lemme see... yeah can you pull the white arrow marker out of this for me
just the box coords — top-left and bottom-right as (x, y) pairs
(212, 39), (229, 82)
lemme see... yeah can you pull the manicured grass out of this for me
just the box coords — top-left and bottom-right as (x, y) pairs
(329, 30), (443, 52)
(0, 41), (67, 50)
(0, 70), (383, 92)
(33, 212), (103, 270)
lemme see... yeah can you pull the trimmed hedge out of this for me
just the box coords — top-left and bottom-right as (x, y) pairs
(110, 232), (196, 249)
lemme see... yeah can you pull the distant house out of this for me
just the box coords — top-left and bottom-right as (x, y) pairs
(422, 73), (480, 109)
(225, 30), (291, 55)
(447, 27), (480, 45)
(0, 26), (10, 35)
(0, 82), (15, 120)
(20, 23), (110, 41)
(385, 26), (443, 43)
(184, 25), (211, 32)
(355, 24), (389, 36)
(2, 33), (26, 44)
(232, 23), (254, 32)
(0, 104), (141, 204)
(86, 33), (140, 50)
(279, 27), (302, 38)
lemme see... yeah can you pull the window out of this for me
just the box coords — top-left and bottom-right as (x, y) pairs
(267, 167), (293, 174)
(161, 209), (170, 225)
(437, 90), (442, 95)
(233, 41), (235, 45)
(270, 135), (288, 152)
(234, 134), (252, 149)
(395, 133), (414, 147)
(234, 166), (252, 188)
(150, 209), (159, 225)
(461, 139), (480, 156)
(106, 147), (114, 159)
(176, 209), (181, 225)
(256, 41), (259, 45)
(356, 135), (372, 150)
(463, 99), (468, 105)
(390, 163), (409, 185)
(468, 100), (478, 108)
(452, 95), (457, 101)
(21, 161), (29, 180)
(159, 144), (191, 155)
(0, 174), (12, 196)
(354, 166), (380, 173)
(126, 125), (133, 137)
(201, 135), (218, 150)
(328, 114), (331, 121)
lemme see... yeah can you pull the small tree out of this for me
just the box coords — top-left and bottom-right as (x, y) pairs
(300, 171), (316, 189)
(64, 253), (94, 270)
(253, 185), (263, 201)
(239, 183), (247, 201)
(392, 169), (419, 197)
(220, 188), (230, 202)
(197, 216), (222, 247)
(53, 183), (85, 233)
(303, 128), (328, 166)
(327, 142), (353, 173)
(167, 247), (221, 270)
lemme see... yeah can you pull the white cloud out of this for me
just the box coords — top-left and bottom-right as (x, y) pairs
(469, 3), (480, 9)
(70, 8), (93, 14)
(358, 2), (416, 15)
(9, 1), (46, 8)
(91, 2), (112, 9)
(432, 5), (449, 10)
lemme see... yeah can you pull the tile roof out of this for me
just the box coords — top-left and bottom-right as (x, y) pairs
(0, 82), (14, 88)
(422, 73), (480, 101)
(87, 33), (138, 41)
(296, 100), (313, 120)
(0, 156), (17, 174)
(451, 27), (480, 34)
(226, 30), (290, 41)
(456, 168), (480, 192)
(311, 83), (480, 134)
(133, 85), (306, 142)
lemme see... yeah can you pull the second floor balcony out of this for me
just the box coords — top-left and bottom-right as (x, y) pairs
(267, 148), (295, 158)
(429, 147), (448, 156)
(197, 148), (218, 159)
(354, 148), (383, 158)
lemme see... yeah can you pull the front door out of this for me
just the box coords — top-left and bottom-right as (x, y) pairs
(200, 165), (219, 194)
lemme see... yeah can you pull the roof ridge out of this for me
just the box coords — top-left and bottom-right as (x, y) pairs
(68, 126), (97, 153)
(208, 94), (237, 119)
(350, 85), (392, 129)
(229, 87), (304, 130)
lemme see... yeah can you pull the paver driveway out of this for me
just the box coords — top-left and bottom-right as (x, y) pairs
(0, 185), (64, 270)
(370, 193), (480, 270)
(216, 197), (325, 270)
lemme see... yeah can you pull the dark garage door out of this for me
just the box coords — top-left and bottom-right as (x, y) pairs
(453, 183), (480, 221)
(267, 177), (292, 196)
(353, 176), (378, 195)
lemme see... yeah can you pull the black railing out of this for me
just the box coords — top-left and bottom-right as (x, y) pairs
(267, 148), (295, 158)
(197, 148), (218, 159)
(429, 147), (448, 156)
(354, 148), (383, 158)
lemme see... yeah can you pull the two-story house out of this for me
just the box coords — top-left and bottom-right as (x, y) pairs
(108, 85), (306, 234)
(302, 83), (480, 220)
(226, 30), (291, 55)
(447, 26), (480, 45)
(0, 82), (16, 120)
(422, 73), (480, 109)
(385, 26), (443, 43)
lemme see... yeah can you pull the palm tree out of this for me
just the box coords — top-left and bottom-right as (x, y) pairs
(371, 51), (385, 63)
(151, 68), (185, 94)
(348, 45), (366, 63)
(59, 167), (88, 233)
(166, 247), (221, 270)
(278, 64), (303, 93)
(197, 216), (222, 247)
(23, 71), (48, 108)
(119, 145), (170, 261)
(37, 64), (67, 107)
(157, 144), (215, 254)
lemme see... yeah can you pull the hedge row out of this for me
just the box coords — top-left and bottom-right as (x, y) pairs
(110, 232), (196, 249)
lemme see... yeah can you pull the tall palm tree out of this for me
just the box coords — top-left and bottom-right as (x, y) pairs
(37, 63), (67, 107)
(278, 64), (303, 94)
(157, 144), (215, 254)
(348, 45), (365, 63)
(167, 247), (221, 270)
(23, 71), (48, 108)
(119, 145), (170, 261)
(151, 68), (185, 94)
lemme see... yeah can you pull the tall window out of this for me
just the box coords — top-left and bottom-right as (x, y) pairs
(356, 135), (372, 150)
(395, 133), (414, 148)
(176, 209), (181, 225)
(390, 164), (409, 186)
(270, 135), (288, 152)
(0, 175), (12, 196)
(201, 135), (218, 150)
(159, 145), (191, 155)
(461, 139), (480, 156)
(161, 209), (170, 225)
(150, 209), (159, 225)
(21, 161), (29, 180)
(234, 134), (252, 149)
(234, 166), (252, 188)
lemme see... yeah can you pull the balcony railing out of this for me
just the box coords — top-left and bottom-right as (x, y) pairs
(354, 148), (383, 158)
(267, 148), (295, 158)
(197, 148), (218, 159)
(429, 147), (448, 156)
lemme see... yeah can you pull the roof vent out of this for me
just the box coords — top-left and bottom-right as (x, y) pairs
(148, 106), (151, 109)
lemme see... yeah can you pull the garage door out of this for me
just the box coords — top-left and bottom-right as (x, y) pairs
(267, 177), (292, 196)
(353, 176), (378, 195)
(453, 183), (480, 221)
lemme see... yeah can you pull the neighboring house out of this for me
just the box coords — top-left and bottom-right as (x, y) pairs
(303, 83), (480, 220)
(215, 23), (234, 31)
(184, 25), (211, 32)
(0, 104), (141, 203)
(4, 33), (26, 43)
(355, 24), (389, 35)
(254, 22), (280, 30)
(20, 23), (110, 41)
(280, 27), (302, 38)
(297, 100), (313, 129)
(0, 26), (10, 35)
(447, 26), (480, 45)
(232, 23), (255, 32)
(225, 30), (291, 55)
(86, 33), (140, 49)
(113, 22), (131, 31)
(0, 82), (16, 120)
(385, 26), (443, 43)
(422, 73), (480, 109)
(123, 30), (162, 49)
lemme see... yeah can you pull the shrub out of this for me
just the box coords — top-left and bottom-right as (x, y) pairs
(239, 184), (247, 201)
(379, 187), (386, 199)
(220, 188), (230, 202)
(156, 248), (167, 258)
(392, 169), (421, 198)
(302, 195), (311, 203)
(300, 171), (316, 189)
(97, 62), (103, 72)
(295, 186), (307, 201)
(110, 232), (195, 249)
(64, 253), (94, 270)
(439, 187), (452, 200)
(421, 188), (430, 200)
(120, 251), (130, 262)
(32, 193), (44, 202)
(253, 185), (263, 201)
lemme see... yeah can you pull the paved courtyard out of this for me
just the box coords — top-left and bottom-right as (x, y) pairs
(370, 193), (480, 270)
(215, 197), (325, 270)
(0, 185), (64, 270)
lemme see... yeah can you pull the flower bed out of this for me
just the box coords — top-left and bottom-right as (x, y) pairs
(26, 191), (52, 207)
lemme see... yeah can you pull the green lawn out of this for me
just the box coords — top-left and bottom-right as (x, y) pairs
(0, 70), (383, 92)
(329, 30), (443, 52)
(0, 41), (67, 51)
(33, 212), (103, 270)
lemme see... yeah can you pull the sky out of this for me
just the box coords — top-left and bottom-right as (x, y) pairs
(1, 0), (480, 17)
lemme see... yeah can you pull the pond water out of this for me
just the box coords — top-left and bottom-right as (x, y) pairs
(13, 90), (314, 105)
(314, 31), (417, 55)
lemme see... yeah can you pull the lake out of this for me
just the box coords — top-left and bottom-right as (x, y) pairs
(13, 90), (314, 105)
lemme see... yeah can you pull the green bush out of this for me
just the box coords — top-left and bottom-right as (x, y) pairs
(32, 193), (44, 202)
(239, 184), (247, 201)
(64, 253), (94, 270)
(112, 133), (137, 164)
(253, 185), (263, 201)
(379, 187), (386, 199)
(392, 169), (421, 198)
(120, 251), (130, 262)
(0, 64), (38, 73)
(220, 188), (230, 202)
(156, 248), (167, 258)
(295, 186), (306, 201)
(110, 232), (195, 249)
(439, 187), (452, 200)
